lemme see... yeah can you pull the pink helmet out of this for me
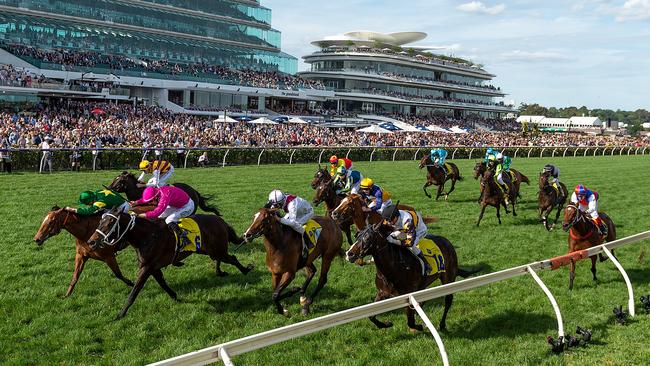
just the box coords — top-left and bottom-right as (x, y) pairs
(142, 187), (159, 202)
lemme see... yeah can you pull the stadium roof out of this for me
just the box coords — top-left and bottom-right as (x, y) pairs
(311, 31), (429, 48)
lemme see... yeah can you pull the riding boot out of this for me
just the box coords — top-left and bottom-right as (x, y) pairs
(302, 231), (311, 259)
(169, 222), (190, 266)
(417, 252), (432, 275)
(501, 184), (510, 205)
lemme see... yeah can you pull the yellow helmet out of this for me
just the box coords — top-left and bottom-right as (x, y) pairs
(139, 160), (151, 171)
(360, 178), (374, 189)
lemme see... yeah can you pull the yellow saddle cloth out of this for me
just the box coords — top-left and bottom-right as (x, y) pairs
(507, 170), (517, 183)
(443, 163), (453, 175)
(178, 217), (202, 252)
(303, 219), (322, 254)
(417, 236), (446, 276)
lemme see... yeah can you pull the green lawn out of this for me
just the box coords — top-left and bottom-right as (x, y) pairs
(1, 155), (649, 365)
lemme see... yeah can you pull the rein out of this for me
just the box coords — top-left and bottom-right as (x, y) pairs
(95, 212), (137, 246)
(565, 204), (595, 240)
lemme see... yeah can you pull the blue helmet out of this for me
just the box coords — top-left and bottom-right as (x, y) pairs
(574, 184), (587, 196)
(486, 148), (494, 155)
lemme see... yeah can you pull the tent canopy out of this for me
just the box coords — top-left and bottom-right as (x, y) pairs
(288, 117), (308, 124)
(356, 125), (393, 134)
(213, 115), (238, 123)
(249, 117), (279, 125)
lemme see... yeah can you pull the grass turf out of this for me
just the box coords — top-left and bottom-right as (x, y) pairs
(1, 155), (649, 365)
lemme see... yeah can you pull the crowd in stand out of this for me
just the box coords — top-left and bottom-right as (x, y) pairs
(1, 103), (648, 152)
(0, 64), (48, 87)
(379, 72), (500, 91)
(353, 87), (509, 107)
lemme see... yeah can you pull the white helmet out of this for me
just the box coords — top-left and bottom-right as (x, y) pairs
(268, 190), (286, 206)
(496, 153), (504, 160)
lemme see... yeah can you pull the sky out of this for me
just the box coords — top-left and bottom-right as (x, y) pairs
(263, 0), (650, 111)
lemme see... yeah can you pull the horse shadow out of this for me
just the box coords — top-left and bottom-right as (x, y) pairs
(513, 217), (545, 226)
(452, 311), (558, 339)
(171, 265), (265, 293)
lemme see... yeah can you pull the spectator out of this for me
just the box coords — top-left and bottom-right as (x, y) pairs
(174, 139), (185, 167)
(198, 152), (209, 167)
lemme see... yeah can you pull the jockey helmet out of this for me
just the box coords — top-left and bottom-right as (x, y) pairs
(496, 153), (504, 160)
(268, 189), (286, 206)
(336, 166), (347, 176)
(381, 204), (400, 222)
(360, 178), (374, 190)
(139, 160), (151, 171)
(486, 148), (494, 155)
(543, 164), (553, 173)
(329, 155), (338, 164)
(141, 187), (160, 202)
(78, 190), (96, 205)
(575, 184), (587, 196)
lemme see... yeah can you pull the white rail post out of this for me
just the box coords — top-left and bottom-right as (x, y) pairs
(594, 148), (599, 157)
(514, 148), (520, 158)
(257, 149), (265, 166)
(635, 147), (640, 155)
(183, 151), (191, 169)
(92, 153), (98, 171)
(39, 153), (45, 173)
(539, 148), (546, 158)
(289, 149), (297, 165)
(584, 148), (590, 157)
(219, 347), (235, 366)
(345, 149), (352, 159)
(392, 149), (398, 162)
(451, 148), (458, 160)
(563, 147), (569, 157)
(408, 296), (450, 366)
(369, 148), (377, 162)
(469, 148), (475, 160)
(552, 149), (557, 158)
(527, 148), (534, 158)
(527, 266), (564, 337)
(626, 147), (631, 156)
(602, 247), (635, 317)
(643, 147), (648, 155)
(574, 148), (579, 157)
(611, 147), (616, 156)
(318, 149), (326, 164)
(222, 149), (230, 168)
(414, 148), (421, 161)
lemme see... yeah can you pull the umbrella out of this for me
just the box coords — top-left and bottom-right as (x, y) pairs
(91, 108), (106, 115)
(249, 117), (279, 125)
(288, 117), (308, 124)
(356, 125), (393, 134)
(427, 125), (451, 133)
(214, 115), (238, 123)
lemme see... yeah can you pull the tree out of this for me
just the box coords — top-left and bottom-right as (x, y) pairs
(407, 48), (416, 57)
(518, 103), (548, 116)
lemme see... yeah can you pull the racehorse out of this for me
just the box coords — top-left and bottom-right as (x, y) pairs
(476, 169), (515, 226)
(313, 180), (354, 246)
(243, 208), (343, 316)
(562, 203), (616, 290)
(87, 207), (253, 318)
(310, 166), (331, 189)
(33, 205), (149, 297)
(473, 162), (530, 200)
(538, 172), (568, 231)
(346, 222), (479, 332)
(107, 171), (220, 216)
(330, 194), (430, 231)
(418, 155), (463, 200)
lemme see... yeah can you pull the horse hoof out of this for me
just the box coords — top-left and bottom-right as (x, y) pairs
(409, 326), (423, 334)
(125, 281), (135, 287)
(300, 296), (309, 306)
(217, 271), (229, 277)
(301, 306), (310, 316)
(283, 309), (291, 318)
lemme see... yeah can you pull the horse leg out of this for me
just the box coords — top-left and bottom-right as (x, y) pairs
(117, 266), (152, 319)
(569, 259), (575, 291)
(369, 292), (393, 329)
(151, 268), (178, 300)
(446, 178), (457, 200)
(423, 181), (432, 199)
(406, 306), (423, 333)
(272, 272), (299, 317)
(63, 252), (89, 298)
(553, 204), (563, 229)
(511, 196), (517, 217)
(590, 256), (598, 281)
(439, 294), (454, 331)
(343, 223), (353, 246)
(435, 184), (444, 201)
(299, 264), (317, 315)
(104, 255), (134, 288)
(219, 253), (254, 275)
(476, 205), (487, 227)
(496, 205), (502, 225)
(215, 260), (228, 277)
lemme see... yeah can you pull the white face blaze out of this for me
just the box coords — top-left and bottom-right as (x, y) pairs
(244, 212), (261, 237)
(333, 196), (349, 213)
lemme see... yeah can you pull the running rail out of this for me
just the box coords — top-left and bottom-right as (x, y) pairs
(150, 230), (650, 366)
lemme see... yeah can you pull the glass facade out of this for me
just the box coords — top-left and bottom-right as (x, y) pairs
(0, 1), (297, 74)
(139, 0), (272, 25)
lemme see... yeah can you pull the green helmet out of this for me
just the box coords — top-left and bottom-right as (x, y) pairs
(78, 190), (96, 205)
(336, 166), (347, 176)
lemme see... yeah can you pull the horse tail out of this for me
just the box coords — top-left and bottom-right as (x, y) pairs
(422, 216), (439, 224)
(196, 193), (222, 216)
(226, 223), (244, 245)
(457, 265), (484, 278)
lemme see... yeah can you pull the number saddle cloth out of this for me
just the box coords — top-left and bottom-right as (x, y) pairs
(177, 217), (202, 252)
(416, 235), (446, 276)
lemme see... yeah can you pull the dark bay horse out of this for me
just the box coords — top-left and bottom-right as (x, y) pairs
(418, 155), (463, 200)
(330, 194), (430, 231)
(346, 223), (478, 332)
(538, 172), (568, 231)
(310, 167), (331, 189)
(87, 207), (253, 318)
(243, 208), (343, 316)
(34, 205), (148, 297)
(108, 172), (220, 216)
(473, 162), (530, 200)
(562, 203), (616, 290)
(477, 169), (514, 226)
(313, 180), (354, 246)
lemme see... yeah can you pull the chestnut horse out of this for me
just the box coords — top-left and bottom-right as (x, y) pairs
(34, 205), (148, 297)
(87, 207), (253, 318)
(538, 172), (568, 231)
(473, 162), (529, 201)
(346, 222), (479, 331)
(243, 208), (343, 316)
(330, 194), (430, 231)
(312, 180), (354, 246)
(476, 169), (513, 226)
(310, 167), (331, 189)
(562, 203), (616, 290)
(418, 155), (463, 200)
(107, 171), (220, 216)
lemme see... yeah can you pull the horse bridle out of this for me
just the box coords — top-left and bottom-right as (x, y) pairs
(94, 212), (137, 247)
(564, 203), (584, 230)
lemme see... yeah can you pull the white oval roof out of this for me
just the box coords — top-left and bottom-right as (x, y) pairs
(311, 31), (428, 47)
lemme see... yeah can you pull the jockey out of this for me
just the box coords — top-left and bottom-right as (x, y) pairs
(329, 155), (353, 177)
(430, 147), (449, 175)
(267, 190), (314, 250)
(382, 204), (431, 274)
(494, 153), (512, 204)
(65, 189), (129, 215)
(359, 178), (392, 214)
(138, 159), (174, 187)
(570, 184), (607, 235)
(333, 166), (364, 195)
(135, 186), (194, 255)
(484, 148), (499, 164)
(542, 164), (562, 194)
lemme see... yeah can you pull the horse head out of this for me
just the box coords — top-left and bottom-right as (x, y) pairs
(562, 203), (583, 232)
(108, 171), (137, 192)
(243, 208), (280, 242)
(418, 155), (429, 170)
(346, 222), (390, 263)
(313, 181), (334, 206)
(34, 206), (67, 245)
(88, 206), (130, 249)
(473, 162), (485, 180)
(310, 167), (330, 189)
(331, 194), (361, 223)
(539, 171), (551, 191)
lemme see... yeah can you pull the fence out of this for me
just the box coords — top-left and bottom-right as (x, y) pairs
(1, 145), (647, 172)
(150, 230), (650, 366)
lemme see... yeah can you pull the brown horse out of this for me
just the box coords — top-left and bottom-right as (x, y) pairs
(538, 172), (568, 231)
(562, 203), (616, 290)
(418, 155), (463, 200)
(473, 162), (530, 201)
(310, 167), (331, 189)
(330, 194), (428, 231)
(346, 222), (478, 331)
(33, 206), (148, 297)
(107, 171), (220, 216)
(242, 208), (343, 316)
(476, 169), (513, 226)
(87, 207), (253, 318)
(313, 180), (354, 246)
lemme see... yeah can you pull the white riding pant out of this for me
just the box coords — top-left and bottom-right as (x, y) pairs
(368, 199), (393, 214)
(146, 166), (174, 187)
(497, 172), (505, 185)
(159, 199), (195, 224)
(117, 201), (131, 213)
(281, 208), (314, 235)
(350, 181), (362, 194)
(387, 234), (422, 256)
(578, 201), (599, 219)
